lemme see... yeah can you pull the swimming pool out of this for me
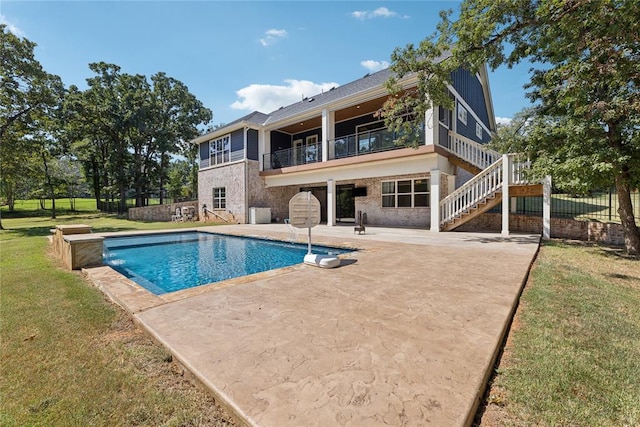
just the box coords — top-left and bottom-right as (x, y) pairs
(103, 231), (350, 295)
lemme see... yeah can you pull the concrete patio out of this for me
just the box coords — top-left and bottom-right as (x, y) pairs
(85, 224), (541, 426)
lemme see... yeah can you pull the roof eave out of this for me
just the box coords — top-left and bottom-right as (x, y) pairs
(191, 120), (265, 145)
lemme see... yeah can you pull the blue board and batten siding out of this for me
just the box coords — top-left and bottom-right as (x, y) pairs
(451, 68), (490, 128)
(247, 129), (259, 161)
(451, 68), (491, 144)
(229, 129), (244, 162)
(199, 128), (256, 167)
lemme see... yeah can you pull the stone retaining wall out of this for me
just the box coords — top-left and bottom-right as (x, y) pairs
(128, 201), (199, 222)
(457, 212), (627, 246)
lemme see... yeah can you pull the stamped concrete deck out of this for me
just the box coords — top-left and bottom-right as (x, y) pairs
(85, 225), (540, 427)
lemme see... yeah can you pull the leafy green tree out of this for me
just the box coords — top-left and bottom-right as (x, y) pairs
(167, 159), (191, 201)
(65, 64), (211, 211)
(383, 0), (640, 255)
(0, 24), (65, 226)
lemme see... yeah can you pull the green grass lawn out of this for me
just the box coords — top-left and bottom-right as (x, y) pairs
(1, 198), (183, 218)
(480, 241), (640, 426)
(0, 214), (236, 426)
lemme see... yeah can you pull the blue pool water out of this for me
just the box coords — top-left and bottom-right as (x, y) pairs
(103, 232), (350, 295)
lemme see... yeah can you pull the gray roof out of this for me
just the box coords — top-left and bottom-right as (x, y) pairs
(222, 111), (270, 128)
(263, 67), (393, 125)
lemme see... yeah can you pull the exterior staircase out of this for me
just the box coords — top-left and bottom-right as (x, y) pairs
(438, 132), (541, 231)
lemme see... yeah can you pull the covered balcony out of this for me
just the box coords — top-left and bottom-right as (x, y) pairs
(263, 121), (425, 171)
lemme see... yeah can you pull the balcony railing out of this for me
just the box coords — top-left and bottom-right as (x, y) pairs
(263, 127), (424, 170)
(263, 145), (322, 170)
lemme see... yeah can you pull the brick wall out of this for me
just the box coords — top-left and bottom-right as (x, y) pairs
(349, 173), (432, 227)
(128, 201), (198, 222)
(246, 161), (299, 223)
(457, 212), (627, 246)
(198, 161), (247, 223)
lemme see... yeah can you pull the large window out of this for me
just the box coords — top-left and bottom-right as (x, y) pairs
(381, 178), (429, 208)
(209, 134), (230, 166)
(213, 187), (226, 209)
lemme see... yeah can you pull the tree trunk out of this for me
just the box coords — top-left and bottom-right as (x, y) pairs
(91, 158), (101, 210)
(159, 152), (168, 205)
(119, 183), (127, 214)
(615, 175), (640, 255)
(41, 150), (56, 219)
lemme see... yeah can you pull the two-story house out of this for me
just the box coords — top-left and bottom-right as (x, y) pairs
(193, 63), (501, 230)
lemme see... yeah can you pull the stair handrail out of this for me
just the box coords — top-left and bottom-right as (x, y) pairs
(204, 207), (232, 223)
(445, 132), (501, 170)
(440, 157), (504, 225)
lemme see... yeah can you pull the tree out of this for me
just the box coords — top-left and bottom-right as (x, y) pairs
(167, 159), (191, 201)
(65, 64), (211, 211)
(0, 24), (64, 226)
(383, 0), (640, 255)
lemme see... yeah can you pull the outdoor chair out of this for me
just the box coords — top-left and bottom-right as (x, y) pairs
(171, 207), (183, 222)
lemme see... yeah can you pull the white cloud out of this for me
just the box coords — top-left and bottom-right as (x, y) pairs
(361, 60), (389, 73)
(495, 117), (512, 126)
(231, 79), (340, 113)
(259, 28), (287, 46)
(1, 14), (24, 37)
(351, 7), (405, 20)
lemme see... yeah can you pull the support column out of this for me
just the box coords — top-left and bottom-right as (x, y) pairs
(424, 103), (435, 146)
(259, 129), (270, 171)
(326, 179), (336, 226)
(321, 109), (335, 162)
(501, 154), (510, 236)
(543, 175), (552, 239)
(430, 169), (441, 232)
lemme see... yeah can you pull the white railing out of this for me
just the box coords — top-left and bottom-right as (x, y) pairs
(510, 154), (530, 184)
(440, 157), (504, 225)
(446, 132), (501, 170)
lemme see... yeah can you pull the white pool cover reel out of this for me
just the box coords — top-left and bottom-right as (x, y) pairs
(303, 253), (340, 268)
(289, 192), (341, 269)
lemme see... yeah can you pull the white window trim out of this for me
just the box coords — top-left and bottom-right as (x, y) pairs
(457, 104), (468, 126)
(476, 122), (483, 139)
(212, 187), (226, 209)
(381, 178), (430, 208)
(447, 84), (492, 135)
(209, 134), (231, 166)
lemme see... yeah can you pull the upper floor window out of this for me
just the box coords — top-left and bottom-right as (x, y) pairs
(476, 122), (483, 139)
(458, 104), (468, 125)
(210, 134), (230, 166)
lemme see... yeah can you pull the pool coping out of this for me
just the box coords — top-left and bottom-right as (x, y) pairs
(86, 228), (360, 314)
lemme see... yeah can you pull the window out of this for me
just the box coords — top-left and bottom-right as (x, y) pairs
(209, 134), (231, 166)
(439, 106), (452, 128)
(212, 187), (226, 209)
(305, 135), (318, 162)
(381, 178), (430, 208)
(476, 123), (483, 139)
(457, 104), (468, 125)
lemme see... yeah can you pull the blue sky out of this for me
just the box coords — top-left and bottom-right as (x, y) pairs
(1, 1), (533, 126)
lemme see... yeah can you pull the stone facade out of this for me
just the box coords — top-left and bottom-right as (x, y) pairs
(51, 224), (104, 270)
(457, 212), (628, 246)
(128, 201), (199, 222)
(198, 161), (247, 223)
